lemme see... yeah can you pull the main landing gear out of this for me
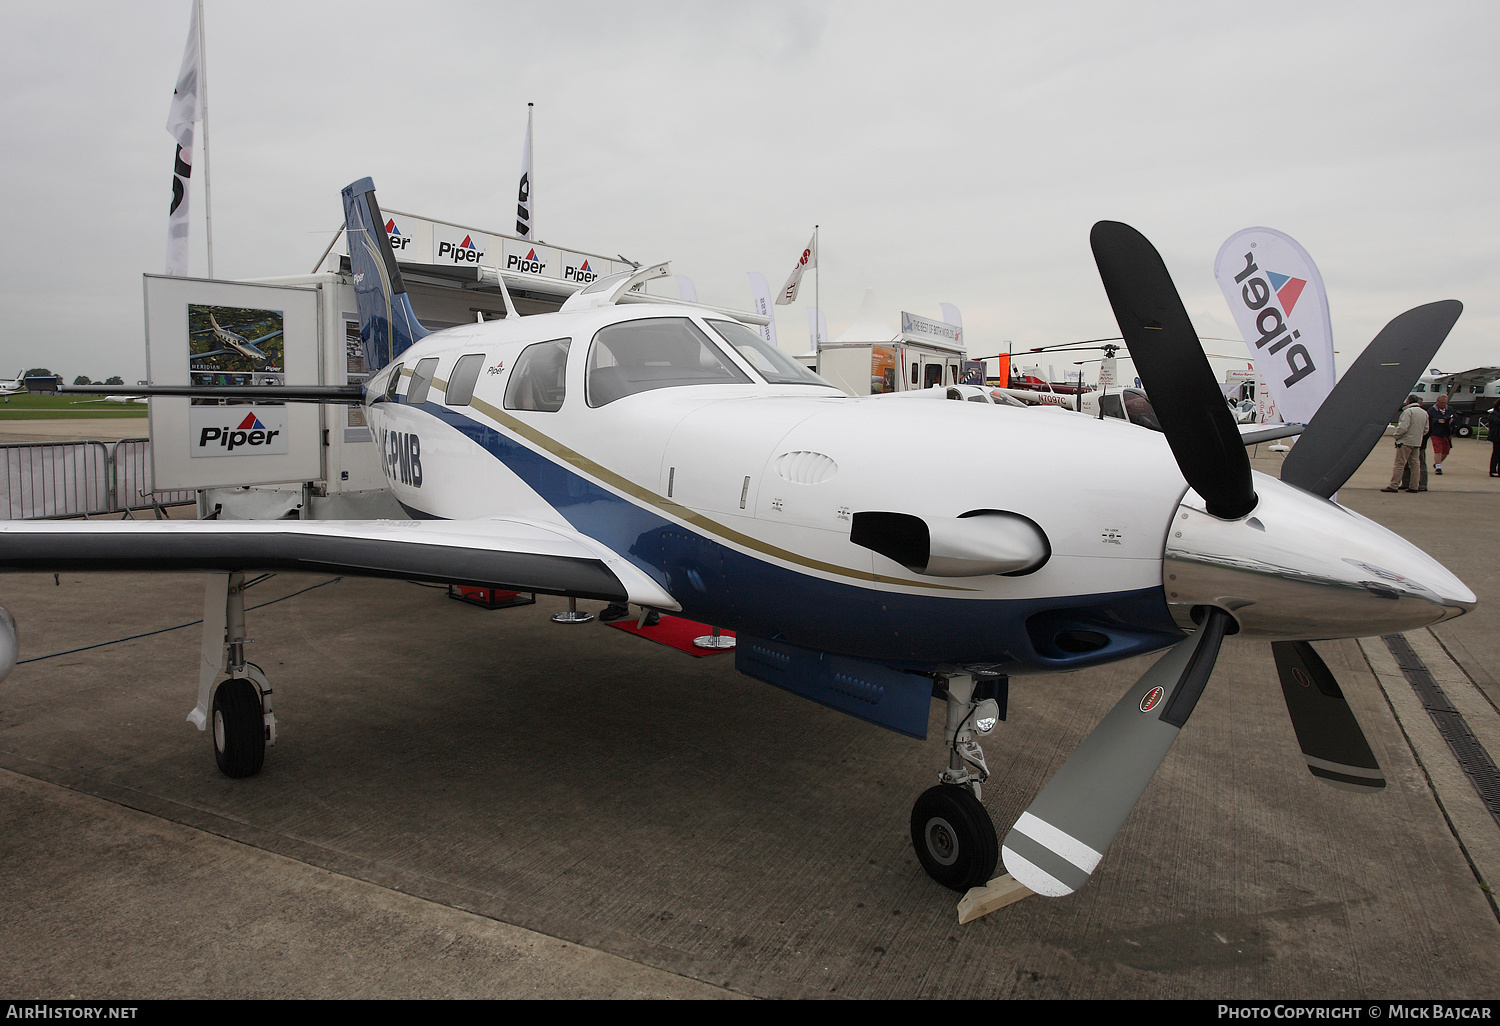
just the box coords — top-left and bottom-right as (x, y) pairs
(910, 673), (1006, 891)
(189, 572), (276, 778)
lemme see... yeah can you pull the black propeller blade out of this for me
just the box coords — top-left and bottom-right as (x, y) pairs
(1091, 221), (1257, 520)
(1273, 641), (1385, 792)
(1280, 300), (1463, 498)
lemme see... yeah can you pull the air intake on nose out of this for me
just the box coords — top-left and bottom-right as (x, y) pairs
(850, 510), (1049, 577)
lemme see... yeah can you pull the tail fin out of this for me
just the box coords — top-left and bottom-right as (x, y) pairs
(341, 178), (430, 371)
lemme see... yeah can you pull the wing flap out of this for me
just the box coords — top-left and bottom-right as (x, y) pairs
(0, 518), (679, 609)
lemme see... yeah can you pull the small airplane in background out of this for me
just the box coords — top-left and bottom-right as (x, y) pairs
(189, 314), (284, 370)
(32, 178), (1473, 902)
(0, 370), (27, 401)
(69, 395), (147, 406)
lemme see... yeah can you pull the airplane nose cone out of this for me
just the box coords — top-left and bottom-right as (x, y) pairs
(1162, 474), (1475, 640)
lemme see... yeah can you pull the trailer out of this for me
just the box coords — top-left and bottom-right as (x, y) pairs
(812, 292), (968, 396)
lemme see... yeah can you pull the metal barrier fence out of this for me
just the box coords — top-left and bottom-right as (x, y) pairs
(0, 439), (196, 520)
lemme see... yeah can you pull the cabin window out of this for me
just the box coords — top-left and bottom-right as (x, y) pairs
(1415, 383), (1427, 392)
(586, 317), (750, 407)
(504, 338), (571, 412)
(407, 358), (438, 406)
(924, 364), (944, 389)
(1123, 389), (1162, 431)
(445, 354), (485, 406)
(706, 320), (828, 386)
(383, 363), (403, 402)
(910, 362), (919, 385)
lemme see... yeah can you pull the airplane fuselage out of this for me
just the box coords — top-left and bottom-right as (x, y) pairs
(354, 303), (1390, 676)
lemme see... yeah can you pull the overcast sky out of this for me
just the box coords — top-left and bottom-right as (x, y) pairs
(2, 1), (1496, 384)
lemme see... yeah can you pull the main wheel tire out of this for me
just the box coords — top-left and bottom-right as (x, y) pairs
(1458, 425), (1473, 438)
(910, 784), (999, 892)
(212, 678), (265, 778)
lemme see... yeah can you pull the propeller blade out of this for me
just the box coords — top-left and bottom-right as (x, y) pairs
(1090, 222), (1257, 520)
(1002, 608), (1233, 896)
(1272, 640), (1385, 791)
(1280, 300), (1462, 497)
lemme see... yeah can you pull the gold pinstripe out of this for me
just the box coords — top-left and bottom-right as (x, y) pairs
(386, 373), (976, 593)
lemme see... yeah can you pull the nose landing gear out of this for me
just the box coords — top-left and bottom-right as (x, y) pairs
(910, 673), (1006, 891)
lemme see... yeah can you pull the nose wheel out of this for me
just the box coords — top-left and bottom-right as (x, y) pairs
(910, 672), (1005, 891)
(911, 784), (998, 891)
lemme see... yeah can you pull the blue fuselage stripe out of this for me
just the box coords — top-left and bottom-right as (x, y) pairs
(397, 400), (1183, 672)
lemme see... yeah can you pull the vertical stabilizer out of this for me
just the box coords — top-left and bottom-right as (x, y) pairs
(341, 178), (429, 371)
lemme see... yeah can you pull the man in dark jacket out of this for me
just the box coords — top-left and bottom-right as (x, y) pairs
(1487, 407), (1500, 477)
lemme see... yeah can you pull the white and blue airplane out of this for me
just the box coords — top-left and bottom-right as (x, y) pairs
(23, 179), (1475, 899)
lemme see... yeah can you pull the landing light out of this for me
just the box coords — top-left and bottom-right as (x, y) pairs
(973, 699), (1000, 735)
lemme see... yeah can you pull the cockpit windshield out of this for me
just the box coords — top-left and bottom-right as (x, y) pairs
(707, 319), (831, 387)
(586, 317), (751, 407)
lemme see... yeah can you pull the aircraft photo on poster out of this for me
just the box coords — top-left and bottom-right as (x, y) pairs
(187, 303), (285, 405)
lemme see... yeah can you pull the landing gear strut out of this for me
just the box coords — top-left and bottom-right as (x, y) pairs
(189, 572), (276, 778)
(910, 672), (1006, 891)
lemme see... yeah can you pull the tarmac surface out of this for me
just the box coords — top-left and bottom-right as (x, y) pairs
(1, 424), (1498, 999)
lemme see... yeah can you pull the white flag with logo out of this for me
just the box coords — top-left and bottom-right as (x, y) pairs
(747, 272), (779, 347)
(165, 1), (201, 276)
(1214, 227), (1335, 425)
(939, 303), (963, 330)
(777, 233), (816, 305)
(515, 106), (533, 238)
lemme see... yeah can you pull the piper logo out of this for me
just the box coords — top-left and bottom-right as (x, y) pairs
(508, 247), (547, 275)
(437, 235), (484, 264)
(384, 218), (411, 251)
(564, 258), (597, 283)
(1231, 252), (1315, 389)
(190, 407), (289, 457)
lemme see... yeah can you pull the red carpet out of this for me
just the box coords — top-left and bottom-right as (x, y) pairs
(606, 614), (736, 657)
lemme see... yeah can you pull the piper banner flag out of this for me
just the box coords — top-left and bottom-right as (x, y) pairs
(165, 0), (202, 276)
(747, 272), (779, 347)
(515, 105), (533, 238)
(1214, 227), (1335, 425)
(777, 233), (816, 305)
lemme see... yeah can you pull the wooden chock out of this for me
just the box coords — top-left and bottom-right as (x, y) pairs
(957, 872), (1033, 924)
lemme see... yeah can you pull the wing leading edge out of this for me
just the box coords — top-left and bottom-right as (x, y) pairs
(0, 518), (680, 611)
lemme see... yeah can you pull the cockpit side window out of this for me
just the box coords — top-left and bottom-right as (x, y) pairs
(504, 338), (571, 412)
(586, 317), (750, 407)
(383, 363), (403, 401)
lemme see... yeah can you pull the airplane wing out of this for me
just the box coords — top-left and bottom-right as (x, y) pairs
(0, 517), (680, 611)
(1430, 366), (1500, 389)
(1238, 422), (1305, 445)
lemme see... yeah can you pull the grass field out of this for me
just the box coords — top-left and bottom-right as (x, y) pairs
(0, 393), (147, 419)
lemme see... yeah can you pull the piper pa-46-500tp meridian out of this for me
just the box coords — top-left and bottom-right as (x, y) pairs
(31, 179), (1474, 899)
(188, 313), (284, 370)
